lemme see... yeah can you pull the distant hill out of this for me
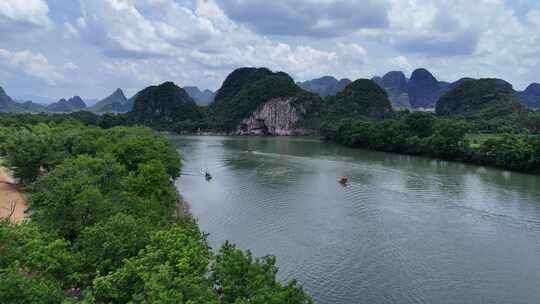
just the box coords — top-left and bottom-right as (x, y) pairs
(211, 67), (323, 134)
(407, 68), (442, 109)
(128, 82), (201, 127)
(90, 88), (131, 113)
(436, 78), (524, 118)
(18, 100), (47, 112)
(47, 96), (87, 112)
(298, 76), (352, 97)
(184, 86), (215, 106)
(327, 79), (393, 120)
(0, 86), (25, 113)
(516, 83), (540, 108)
(372, 71), (410, 108)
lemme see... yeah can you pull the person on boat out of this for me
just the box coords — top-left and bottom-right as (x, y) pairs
(205, 171), (212, 180)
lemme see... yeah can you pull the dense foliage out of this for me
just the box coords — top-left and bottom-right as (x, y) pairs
(0, 119), (311, 303)
(128, 81), (203, 128)
(324, 79), (394, 120)
(323, 112), (540, 173)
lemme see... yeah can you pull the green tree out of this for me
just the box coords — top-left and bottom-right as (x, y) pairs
(92, 226), (217, 304)
(27, 154), (125, 241)
(2, 124), (54, 184)
(429, 119), (470, 158)
(0, 220), (80, 289)
(0, 265), (65, 304)
(212, 241), (312, 304)
(75, 213), (154, 282)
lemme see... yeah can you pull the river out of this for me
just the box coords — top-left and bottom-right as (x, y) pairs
(172, 135), (540, 304)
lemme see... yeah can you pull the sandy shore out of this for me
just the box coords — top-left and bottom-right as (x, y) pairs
(0, 166), (27, 223)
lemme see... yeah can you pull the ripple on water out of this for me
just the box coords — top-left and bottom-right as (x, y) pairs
(173, 136), (540, 304)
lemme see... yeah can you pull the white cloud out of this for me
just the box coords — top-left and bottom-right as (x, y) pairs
(0, 0), (51, 32)
(0, 48), (63, 85)
(63, 62), (79, 71)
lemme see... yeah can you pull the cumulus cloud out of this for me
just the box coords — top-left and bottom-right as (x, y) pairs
(0, 0), (51, 34)
(0, 48), (63, 85)
(2, 0), (540, 97)
(216, 0), (389, 37)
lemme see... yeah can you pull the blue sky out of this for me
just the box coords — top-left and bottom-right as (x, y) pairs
(0, 0), (539, 103)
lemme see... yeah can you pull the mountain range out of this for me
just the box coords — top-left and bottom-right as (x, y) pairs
(297, 76), (352, 97)
(1, 67), (539, 115)
(46, 96), (87, 112)
(300, 69), (540, 110)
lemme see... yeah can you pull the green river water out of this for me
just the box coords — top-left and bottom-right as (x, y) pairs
(172, 136), (540, 304)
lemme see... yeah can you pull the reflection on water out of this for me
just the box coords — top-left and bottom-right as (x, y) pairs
(172, 136), (540, 304)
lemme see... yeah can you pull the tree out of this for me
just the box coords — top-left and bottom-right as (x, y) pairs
(92, 226), (217, 304)
(27, 154), (125, 241)
(75, 213), (154, 282)
(0, 220), (80, 289)
(0, 266), (65, 304)
(212, 241), (312, 304)
(2, 124), (54, 184)
(429, 119), (470, 159)
(103, 127), (182, 179)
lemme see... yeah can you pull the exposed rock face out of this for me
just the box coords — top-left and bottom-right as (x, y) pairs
(408, 68), (441, 108)
(211, 67), (322, 133)
(128, 82), (201, 126)
(237, 97), (313, 135)
(184, 86), (215, 105)
(436, 78), (523, 118)
(47, 96), (87, 112)
(91, 88), (131, 113)
(517, 83), (540, 108)
(298, 76), (352, 97)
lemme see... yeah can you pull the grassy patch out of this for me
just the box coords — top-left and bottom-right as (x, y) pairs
(467, 133), (504, 148)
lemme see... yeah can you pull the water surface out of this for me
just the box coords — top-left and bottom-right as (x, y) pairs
(172, 136), (540, 304)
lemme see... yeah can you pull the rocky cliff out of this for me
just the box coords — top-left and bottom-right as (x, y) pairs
(211, 67), (322, 134)
(237, 97), (314, 135)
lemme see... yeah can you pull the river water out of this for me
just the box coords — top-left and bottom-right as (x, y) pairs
(172, 136), (540, 304)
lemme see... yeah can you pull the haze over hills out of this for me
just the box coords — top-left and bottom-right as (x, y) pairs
(90, 88), (131, 113)
(298, 76), (352, 97)
(46, 96), (87, 113)
(183, 86), (215, 106)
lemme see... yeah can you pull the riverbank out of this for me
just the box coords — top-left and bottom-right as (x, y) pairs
(0, 165), (27, 223)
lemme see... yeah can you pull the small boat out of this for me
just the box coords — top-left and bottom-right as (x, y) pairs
(339, 176), (348, 185)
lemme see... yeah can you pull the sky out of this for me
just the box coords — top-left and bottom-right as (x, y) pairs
(0, 0), (539, 103)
